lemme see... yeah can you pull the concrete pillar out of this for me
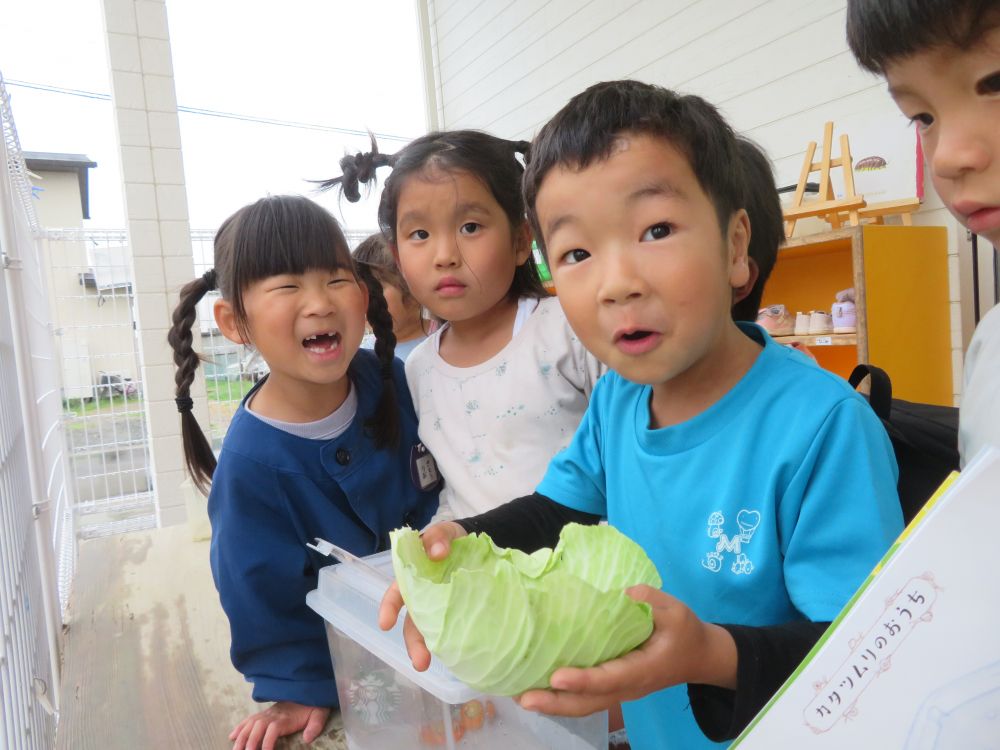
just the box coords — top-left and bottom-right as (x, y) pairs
(101, 0), (208, 525)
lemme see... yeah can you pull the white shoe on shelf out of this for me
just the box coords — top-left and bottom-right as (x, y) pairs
(808, 310), (834, 335)
(756, 304), (795, 337)
(832, 300), (857, 334)
(794, 311), (811, 336)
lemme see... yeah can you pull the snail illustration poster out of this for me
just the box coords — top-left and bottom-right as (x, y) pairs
(841, 108), (922, 204)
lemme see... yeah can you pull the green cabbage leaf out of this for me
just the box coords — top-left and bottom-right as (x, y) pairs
(390, 523), (662, 696)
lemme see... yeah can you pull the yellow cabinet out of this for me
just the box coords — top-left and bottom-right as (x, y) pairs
(761, 225), (952, 406)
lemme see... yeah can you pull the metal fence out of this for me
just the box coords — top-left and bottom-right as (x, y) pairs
(42, 228), (155, 539)
(1, 71), (64, 750)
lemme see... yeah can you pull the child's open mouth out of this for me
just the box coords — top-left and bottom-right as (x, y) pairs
(303, 332), (341, 354)
(621, 330), (652, 342)
(615, 329), (661, 355)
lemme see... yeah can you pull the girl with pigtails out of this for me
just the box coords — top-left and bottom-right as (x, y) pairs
(168, 195), (439, 750)
(322, 131), (605, 522)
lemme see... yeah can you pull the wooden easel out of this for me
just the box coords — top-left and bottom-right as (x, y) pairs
(833, 196), (921, 227)
(783, 122), (866, 238)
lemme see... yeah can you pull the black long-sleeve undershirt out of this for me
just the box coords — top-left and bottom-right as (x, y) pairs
(454, 491), (601, 549)
(689, 620), (830, 740)
(454, 492), (829, 741)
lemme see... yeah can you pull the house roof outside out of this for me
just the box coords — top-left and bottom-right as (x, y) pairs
(23, 151), (97, 220)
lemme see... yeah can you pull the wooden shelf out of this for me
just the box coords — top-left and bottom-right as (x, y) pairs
(763, 225), (952, 405)
(780, 227), (859, 260)
(772, 333), (857, 347)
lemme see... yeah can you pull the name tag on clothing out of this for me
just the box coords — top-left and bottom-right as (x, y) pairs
(410, 443), (442, 492)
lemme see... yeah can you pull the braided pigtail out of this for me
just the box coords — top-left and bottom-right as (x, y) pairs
(355, 262), (401, 449)
(166, 269), (218, 495)
(316, 132), (396, 203)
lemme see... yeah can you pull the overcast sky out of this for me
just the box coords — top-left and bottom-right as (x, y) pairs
(1, 0), (427, 232)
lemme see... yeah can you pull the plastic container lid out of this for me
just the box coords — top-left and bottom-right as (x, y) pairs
(306, 551), (482, 705)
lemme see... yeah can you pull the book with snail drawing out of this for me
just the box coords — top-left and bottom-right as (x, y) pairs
(732, 446), (1000, 749)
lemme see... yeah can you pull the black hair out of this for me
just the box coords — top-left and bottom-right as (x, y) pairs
(353, 232), (411, 304)
(846, 0), (1000, 73)
(319, 130), (548, 304)
(732, 137), (785, 322)
(523, 80), (747, 257)
(353, 231), (430, 338)
(167, 195), (400, 495)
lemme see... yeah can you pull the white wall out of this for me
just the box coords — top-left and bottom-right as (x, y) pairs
(418, 0), (972, 402)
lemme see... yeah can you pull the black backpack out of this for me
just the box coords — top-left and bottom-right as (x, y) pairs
(848, 364), (960, 524)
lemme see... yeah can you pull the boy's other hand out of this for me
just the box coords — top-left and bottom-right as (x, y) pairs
(377, 521), (468, 670)
(516, 585), (738, 717)
(421, 519), (468, 560)
(229, 701), (329, 750)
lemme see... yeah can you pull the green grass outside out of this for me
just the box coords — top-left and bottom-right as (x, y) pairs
(205, 378), (255, 403)
(62, 379), (253, 419)
(62, 393), (141, 418)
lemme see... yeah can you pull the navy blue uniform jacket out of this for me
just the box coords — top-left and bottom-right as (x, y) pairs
(207, 351), (439, 706)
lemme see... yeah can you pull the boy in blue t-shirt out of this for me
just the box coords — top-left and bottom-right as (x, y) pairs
(380, 81), (903, 749)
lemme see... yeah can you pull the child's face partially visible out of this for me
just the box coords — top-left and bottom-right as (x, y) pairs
(885, 28), (1000, 246)
(394, 169), (531, 324)
(382, 281), (423, 340)
(536, 134), (750, 389)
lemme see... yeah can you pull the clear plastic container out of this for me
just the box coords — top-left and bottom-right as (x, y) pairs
(306, 551), (608, 749)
